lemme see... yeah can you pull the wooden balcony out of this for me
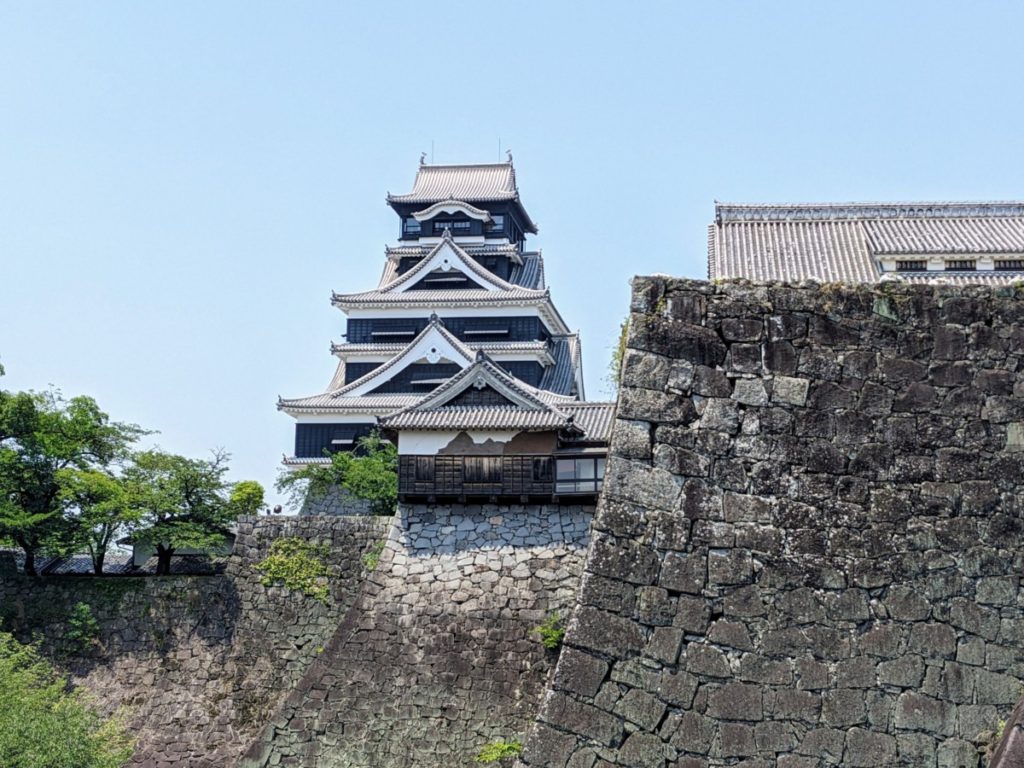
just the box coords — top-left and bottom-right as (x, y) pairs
(398, 453), (605, 501)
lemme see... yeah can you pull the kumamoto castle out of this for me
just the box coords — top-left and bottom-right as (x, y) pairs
(4, 159), (1024, 768)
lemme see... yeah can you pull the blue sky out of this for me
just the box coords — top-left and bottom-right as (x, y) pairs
(1, 2), (1022, 506)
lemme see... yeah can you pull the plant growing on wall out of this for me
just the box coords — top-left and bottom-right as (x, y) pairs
(361, 539), (386, 571)
(604, 316), (629, 393)
(255, 537), (331, 602)
(64, 602), (101, 655)
(475, 739), (523, 764)
(534, 612), (565, 650)
(276, 432), (398, 515)
(0, 631), (134, 767)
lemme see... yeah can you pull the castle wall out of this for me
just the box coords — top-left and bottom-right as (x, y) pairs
(0, 515), (389, 767)
(240, 503), (593, 767)
(521, 278), (1024, 768)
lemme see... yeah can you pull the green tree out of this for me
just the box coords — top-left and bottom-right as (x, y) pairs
(56, 469), (137, 575)
(0, 385), (143, 576)
(229, 479), (266, 517)
(277, 433), (398, 515)
(124, 449), (240, 575)
(0, 632), (134, 767)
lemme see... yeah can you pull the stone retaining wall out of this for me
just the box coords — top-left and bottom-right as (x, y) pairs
(0, 514), (389, 767)
(240, 503), (594, 767)
(521, 278), (1024, 768)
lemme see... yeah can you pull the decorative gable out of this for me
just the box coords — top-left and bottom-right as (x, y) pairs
(444, 385), (517, 408)
(384, 234), (517, 294)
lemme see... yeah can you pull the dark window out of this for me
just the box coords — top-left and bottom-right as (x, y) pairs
(947, 260), (976, 271)
(896, 260), (927, 272)
(434, 219), (471, 233)
(555, 457), (606, 494)
(532, 457), (553, 483)
(403, 218), (421, 235)
(414, 457), (434, 482)
(996, 260), (1024, 270)
(487, 214), (505, 232)
(464, 457), (501, 483)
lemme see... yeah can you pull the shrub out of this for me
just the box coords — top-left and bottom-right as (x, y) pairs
(65, 602), (101, 655)
(255, 537), (331, 602)
(534, 612), (565, 649)
(475, 739), (523, 764)
(0, 632), (134, 767)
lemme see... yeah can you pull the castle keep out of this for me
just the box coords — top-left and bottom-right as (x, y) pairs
(280, 159), (613, 503)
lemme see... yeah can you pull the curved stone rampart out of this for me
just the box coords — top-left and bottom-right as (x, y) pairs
(0, 514), (389, 767)
(522, 278), (1024, 768)
(240, 503), (593, 767)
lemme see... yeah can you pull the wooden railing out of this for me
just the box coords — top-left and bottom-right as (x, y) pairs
(398, 454), (603, 498)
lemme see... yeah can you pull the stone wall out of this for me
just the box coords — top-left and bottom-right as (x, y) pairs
(0, 514), (390, 767)
(299, 486), (376, 516)
(521, 278), (1024, 768)
(241, 503), (593, 767)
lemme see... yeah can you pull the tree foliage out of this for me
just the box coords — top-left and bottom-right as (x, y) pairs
(277, 433), (397, 515)
(123, 449), (242, 575)
(1, 366), (263, 575)
(0, 382), (144, 575)
(0, 632), (134, 767)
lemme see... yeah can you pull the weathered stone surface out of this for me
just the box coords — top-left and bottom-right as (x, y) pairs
(522, 279), (1024, 768)
(1, 514), (391, 766)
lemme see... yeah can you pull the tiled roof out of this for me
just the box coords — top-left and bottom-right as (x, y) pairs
(379, 233), (521, 293)
(333, 340), (552, 357)
(388, 162), (519, 204)
(540, 335), (583, 396)
(710, 219), (879, 282)
(709, 201), (1024, 283)
(510, 252), (545, 290)
(382, 404), (571, 432)
(378, 246), (542, 290)
(890, 272), (1023, 286)
(562, 402), (616, 443)
(332, 286), (549, 307)
(863, 219), (1024, 254)
(278, 393), (420, 413)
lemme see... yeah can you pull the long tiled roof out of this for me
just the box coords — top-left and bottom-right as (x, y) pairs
(278, 393), (420, 413)
(388, 162), (520, 204)
(333, 286), (549, 307)
(709, 201), (1024, 283)
(333, 340), (553, 357)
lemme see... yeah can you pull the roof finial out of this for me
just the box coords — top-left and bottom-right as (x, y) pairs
(505, 149), (513, 164)
(429, 312), (439, 324)
(475, 349), (486, 362)
(420, 152), (427, 166)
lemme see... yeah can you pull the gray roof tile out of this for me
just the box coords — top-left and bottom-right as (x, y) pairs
(387, 162), (519, 204)
(710, 201), (1024, 284)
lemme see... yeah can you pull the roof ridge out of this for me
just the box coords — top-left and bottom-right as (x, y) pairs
(716, 201), (1024, 223)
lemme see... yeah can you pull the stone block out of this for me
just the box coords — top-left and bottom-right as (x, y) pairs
(543, 692), (624, 747)
(894, 692), (956, 735)
(571, 607), (646, 659)
(706, 682), (763, 721)
(554, 648), (609, 699)
(822, 688), (866, 728)
(772, 376), (810, 406)
(844, 728), (897, 767)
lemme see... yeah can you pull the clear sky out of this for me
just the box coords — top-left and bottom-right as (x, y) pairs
(2, 1), (1022, 508)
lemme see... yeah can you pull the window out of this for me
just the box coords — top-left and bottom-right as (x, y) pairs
(896, 260), (927, 272)
(434, 219), (471, 233)
(996, 260), (1024, 270)
(487, 214), (505, 232)
(947, 260), (976, 271)
(555, 457), (606, 494)
(403, 218), (421, 235)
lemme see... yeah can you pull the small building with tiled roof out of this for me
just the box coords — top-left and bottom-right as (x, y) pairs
(280, 157), (611, 502)
(708, 201), (1024, 284)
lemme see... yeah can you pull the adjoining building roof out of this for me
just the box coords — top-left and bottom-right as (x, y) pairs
(709, 201), (1024, 284)
(540, 335), (583, 397)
